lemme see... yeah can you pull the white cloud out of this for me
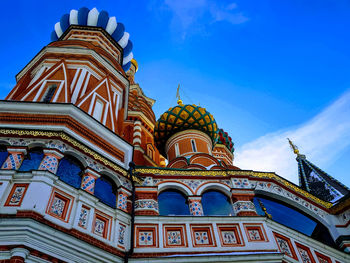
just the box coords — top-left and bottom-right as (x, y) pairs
(209, 3), (248, 24)
(235, 90), (350, 184)
(163, 0), (248, 38)
(164, 0), (207, 29)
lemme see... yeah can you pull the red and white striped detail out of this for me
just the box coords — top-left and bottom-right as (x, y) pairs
(133, 121), (142, 146)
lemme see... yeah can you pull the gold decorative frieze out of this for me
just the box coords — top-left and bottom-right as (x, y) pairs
(0, 128), (128, 177)
(135, 167), (332, 208)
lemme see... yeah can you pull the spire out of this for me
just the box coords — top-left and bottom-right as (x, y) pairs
(176, 84), (183, 105)
(288, 138), (300, 155)
(288, 138), (350, 203)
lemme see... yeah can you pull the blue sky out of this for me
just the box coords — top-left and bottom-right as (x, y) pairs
(0, 0), (349, 186)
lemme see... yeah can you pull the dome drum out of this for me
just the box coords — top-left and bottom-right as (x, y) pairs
(165, 129), (213, 161)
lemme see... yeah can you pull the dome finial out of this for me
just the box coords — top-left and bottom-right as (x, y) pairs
(176, 84), (183, 105)
(288, 138), (300, 155)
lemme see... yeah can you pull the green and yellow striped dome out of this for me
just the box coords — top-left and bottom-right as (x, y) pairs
(154, 103), (218, 155)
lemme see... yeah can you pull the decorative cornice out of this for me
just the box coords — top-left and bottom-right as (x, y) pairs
(128, 111), (155, 130)
(0, 101), (133, 168)
(135, 167), (332, 208)
(0, 128), (127, 177)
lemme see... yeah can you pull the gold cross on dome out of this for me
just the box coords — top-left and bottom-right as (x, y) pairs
(176, 84), (183, 105)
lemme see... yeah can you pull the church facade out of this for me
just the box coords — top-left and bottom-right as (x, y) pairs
(0, 7), (349, 263)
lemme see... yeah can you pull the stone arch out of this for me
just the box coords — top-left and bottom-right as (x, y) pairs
(94, 171), (119, 208)
(157, 181), (193, 196)
(189, 153), (221, 167)
(0, 140), (10, 146)
(186, 164), (206, 170)
(62, 149), (88, 168)
(26, 141), (47, 150)
(158, 182), (191, 216)
(99, 170), (122, 188)
(167, 156), (188, 169)
(18, 146), (45, 171)
(199, 182), (234, 216)
(196, 181), (231, 196)
(254, 189), (330, 229)
(56, 151), (85, 189)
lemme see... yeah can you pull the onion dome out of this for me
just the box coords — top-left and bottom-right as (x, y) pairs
(51, 7), (133, 71)
(154, 103), (218, 155)
(217, 128), (234, 153)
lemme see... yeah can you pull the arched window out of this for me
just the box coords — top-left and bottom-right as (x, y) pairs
(19, 148), (44, 171)
(0, 146), (8, 167)
(191, 139), (197, 152)
(42, 84), (57, 102)
(254, 196), (335, 247)
(202, 190), (234, 216)
(56, 155), (83, 188)
(158, 190), (190, 215)
(94, 176), (117, 208)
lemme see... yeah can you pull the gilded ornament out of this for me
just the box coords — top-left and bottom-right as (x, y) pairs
(0, 129), (128, 177)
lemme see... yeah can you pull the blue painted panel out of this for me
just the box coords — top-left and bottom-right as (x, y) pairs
(56, 157), (83, 188)
(123, 40), (133, 57)
(97, 10), (109, 29)
(78, 7), (89, 26)
(111, 23), (125, 42)
(122, 61), (131, 72)
(158, 190), (190, 215)
(94, 177), (117, 208)
(50, 30), (58, 41)
(60, 14), (70, 32)
(202, 191), (233, 216)
(19, 149), (44, 171)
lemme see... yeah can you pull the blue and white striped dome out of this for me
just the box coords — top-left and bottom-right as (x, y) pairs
(51, 7), (133, 71)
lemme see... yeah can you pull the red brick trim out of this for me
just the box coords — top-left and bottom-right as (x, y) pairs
(314, 251), (332, 263)
(217, 224), (244, 247)
(190, 224), (216, 247)
(243, 223), (268, 242)
(0, 212), (124, 257)
(335, 220), (350, 228)
(4, 184), (29, 207)
(46, 188), (74, 223)
(272, 232), (298, 260)
(0, 245), (65, 263)
(92, 210), (112, 240)
(295, 242), (316, 263)
(135, 224), (158, 248)
(131, 249), (278, 258)
(163, 224), (188, 248)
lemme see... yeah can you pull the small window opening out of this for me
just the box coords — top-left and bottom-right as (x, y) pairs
(191, 139), (197, 152)
(147, 145), (154, 160)
(42, 84), (57, 102)
(175, 143), (180, 157)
